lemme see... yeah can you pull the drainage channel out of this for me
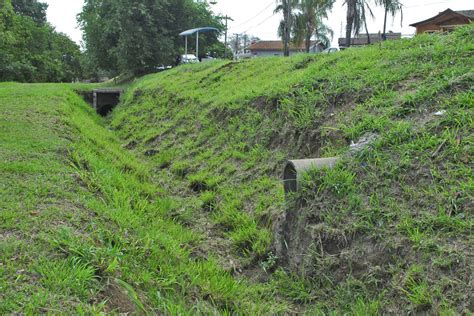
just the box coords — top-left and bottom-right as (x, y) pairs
(76, 88), (123, 116)
(93, 89), (123, 116)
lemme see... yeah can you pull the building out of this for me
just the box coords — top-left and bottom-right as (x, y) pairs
(410, 9), (473, 34)
(248, 40), (325, 57)
(338, 32), (401, 47)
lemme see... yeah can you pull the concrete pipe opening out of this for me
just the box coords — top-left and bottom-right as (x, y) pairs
(283, 157), (339, 195)
(93, 89), (123, 116)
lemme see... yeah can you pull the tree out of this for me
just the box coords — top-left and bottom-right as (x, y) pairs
(344, 0), (356, 47)
(11, 0), (48, 25)
(359, 0), (375, 44)
(275, 0), (297, 57)
(344, 0), (374, 47)
(228, 34), (259, 56)
(0, 0), (82, 82)
(376, 0), (403, 40)
(78, 0), (223, 76)
(292, 0), (335, 51)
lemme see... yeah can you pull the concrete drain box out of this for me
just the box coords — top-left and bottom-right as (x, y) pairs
(93, 89), (123, 116)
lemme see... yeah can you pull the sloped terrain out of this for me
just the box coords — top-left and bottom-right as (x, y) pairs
(110, 26), (473, 314)
(0, 84), (290, 314)
(1, 26), (472, 314)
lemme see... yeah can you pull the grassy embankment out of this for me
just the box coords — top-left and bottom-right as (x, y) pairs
(110, 25), (473, 314)
(1, 26), (473, 313)
(0, 84), (291, 314)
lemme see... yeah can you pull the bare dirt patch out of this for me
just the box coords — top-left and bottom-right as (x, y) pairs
(101, 279), (138, 314)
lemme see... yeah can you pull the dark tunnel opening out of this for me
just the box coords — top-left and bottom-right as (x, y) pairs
(93, 89), (123, 116)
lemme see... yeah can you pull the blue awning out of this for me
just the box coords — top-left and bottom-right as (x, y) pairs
(179, 27), (219, 36)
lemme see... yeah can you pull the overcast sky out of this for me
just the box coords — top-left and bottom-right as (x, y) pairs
(45, 0), (472, 47)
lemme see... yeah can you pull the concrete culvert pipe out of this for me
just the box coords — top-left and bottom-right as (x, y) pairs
(283, 158), (339, 195)
(93, 89), (123, 116)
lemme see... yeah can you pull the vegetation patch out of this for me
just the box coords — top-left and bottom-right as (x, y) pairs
(1, 26), (472, 314)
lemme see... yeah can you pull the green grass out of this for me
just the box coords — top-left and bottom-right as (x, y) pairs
(0, 84), (289, 313)
(1, 25), (473, 314)
(108, 26), (472, 313)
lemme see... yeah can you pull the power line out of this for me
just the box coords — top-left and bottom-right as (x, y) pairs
(241, 12), (278, 34)
(230, 0), (275, 30)
(404, 0), (451, 8)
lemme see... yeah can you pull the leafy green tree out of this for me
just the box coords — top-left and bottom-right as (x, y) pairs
(0, 0), (82, 82)
(77, 0), (120, 74)
(11, 0), (48, 25)
(51, 32), (83, 81)
(292, 0), (334, 51)
(78, 0), (222, 76)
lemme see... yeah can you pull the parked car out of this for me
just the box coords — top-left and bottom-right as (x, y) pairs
(321, 47), (341, 54)
(181, 54), (199, 64)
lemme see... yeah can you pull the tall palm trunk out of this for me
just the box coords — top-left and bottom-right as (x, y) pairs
(376, 0), (403, 41)
(305, 31), (312, 53)
(281, 0), (292, 57)
(345, 0), (356, 47)
(364, 19), (370, 44)
(305, 15), (315, 53)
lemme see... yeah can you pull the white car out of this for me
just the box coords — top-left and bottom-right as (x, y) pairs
(181, 54), (199, 64)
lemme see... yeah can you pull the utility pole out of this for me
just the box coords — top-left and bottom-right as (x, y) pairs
(243, 34), (248, 53)
(218, 15), (233, 59)
(234, 33), (240, 56)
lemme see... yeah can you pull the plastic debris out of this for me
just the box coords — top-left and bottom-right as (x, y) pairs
(349, 133), (378, 153)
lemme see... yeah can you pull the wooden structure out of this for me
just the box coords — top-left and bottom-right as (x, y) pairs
(410, 9), (473, 34)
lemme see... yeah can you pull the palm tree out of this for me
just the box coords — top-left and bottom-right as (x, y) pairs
(344, 0), (357, 47)
(344, 0), (374, 47)
(359, 0), (375, 44)
(313, 15), (334, 48)
(293, 0), (335, 52)
(376, 0), (403, 40)
(275, 0), (298, 56)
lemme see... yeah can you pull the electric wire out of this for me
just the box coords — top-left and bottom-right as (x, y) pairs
(240, 12), (278, 34)
(229, 0), (275, 30)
